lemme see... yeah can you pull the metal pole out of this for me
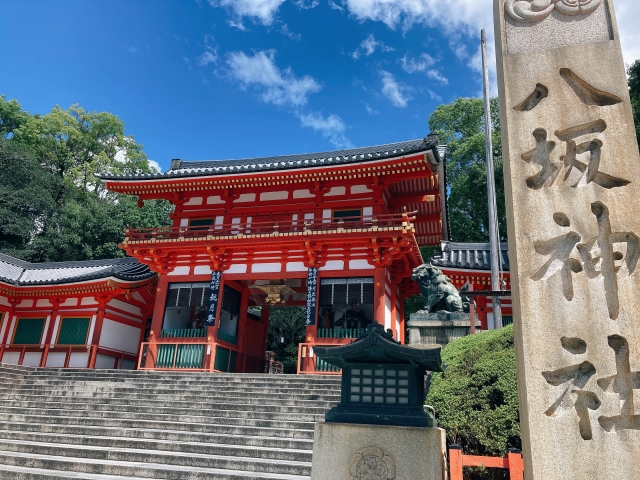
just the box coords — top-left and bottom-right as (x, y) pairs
(481, 29), (502, 329)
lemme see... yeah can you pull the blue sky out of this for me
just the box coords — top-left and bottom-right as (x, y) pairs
(2, 0), (638, 172)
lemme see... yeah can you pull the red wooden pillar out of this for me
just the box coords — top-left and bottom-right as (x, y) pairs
(40, 297), (62, 368)
(373, 267), (386, 325)
(0, 300), (16, 361)
(399, 297), (405, 345)
(151, 275), (168, 335)
(89, 295), (109, 369)
(390, 283), (398, 341)
(448, 445), (463, 480)
(508, 449), (524, 480)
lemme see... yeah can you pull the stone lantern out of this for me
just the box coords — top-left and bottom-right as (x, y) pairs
(314, 322), (444, 427)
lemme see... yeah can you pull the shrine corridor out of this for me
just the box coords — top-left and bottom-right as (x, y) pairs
(0, 362), (340, 479)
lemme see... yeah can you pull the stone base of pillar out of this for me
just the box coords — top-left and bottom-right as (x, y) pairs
(311, 422), (447, 480)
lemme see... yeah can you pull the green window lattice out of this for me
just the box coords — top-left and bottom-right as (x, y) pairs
(57, 317), (91, 345)
(12, 318), (45, 345)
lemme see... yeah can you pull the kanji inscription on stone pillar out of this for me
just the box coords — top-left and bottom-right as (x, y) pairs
(494, 0), (640, 478)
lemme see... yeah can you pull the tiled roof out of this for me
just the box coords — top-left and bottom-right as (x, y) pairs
(431, 241), (510, 271)
(100, 137), (444, 181)
(0, 254), (155, 286)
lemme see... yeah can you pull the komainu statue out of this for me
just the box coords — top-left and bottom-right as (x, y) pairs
(411, 263), (470, 313)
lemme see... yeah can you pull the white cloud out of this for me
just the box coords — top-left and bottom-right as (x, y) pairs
(126, 46), (138, 54)
(365, 103), (379, 115)
(197, 35), (218, 67)
(329, 0), (344, 11)
(227, 50), (321, 107)
(399, 53), (436, 73)
(380, 71), (409, 107)
(148, 160), (162, 173)
(298, 112), (353, 148)
(352, 34), (395, 59)
(208, 0), (286, 25)
(427, 89), (442, 102)
(427, 69), (448, 85)
(294, 0), (319, 8)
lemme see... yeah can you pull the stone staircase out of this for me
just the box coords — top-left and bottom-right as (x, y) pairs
(0, 363), (341, 479)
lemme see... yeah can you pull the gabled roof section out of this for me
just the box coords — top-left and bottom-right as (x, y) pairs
(431, 241), (510, 271)
(100, 137), (443, 181)
(0, 254), (155, 286)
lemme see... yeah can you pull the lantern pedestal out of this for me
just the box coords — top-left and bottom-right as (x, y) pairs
(311, 422), (446, 480)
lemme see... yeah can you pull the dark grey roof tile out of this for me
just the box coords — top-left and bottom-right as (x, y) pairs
(431, 241), (510, 271)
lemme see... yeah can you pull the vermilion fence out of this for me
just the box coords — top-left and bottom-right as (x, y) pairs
(449, 445), (524, 480)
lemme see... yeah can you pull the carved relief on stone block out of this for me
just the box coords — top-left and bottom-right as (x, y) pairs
(506, 0), (603, 23)
(349, 447), (396, 480)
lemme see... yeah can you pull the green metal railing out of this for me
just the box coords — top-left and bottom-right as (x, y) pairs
(502, 316), (514, 327)
(317, 328), (364, 339)
(217, 331), (238, 345)
(160, 328), (207, 338)
(214, 345), (237, 372)
(155, 344), (205, 368)
(315, 356), (340, 372)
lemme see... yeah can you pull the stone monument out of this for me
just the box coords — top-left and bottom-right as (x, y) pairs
(408, 263), (479, 346)
(494, 0), (640, 478)
(310, 323), (448, 480)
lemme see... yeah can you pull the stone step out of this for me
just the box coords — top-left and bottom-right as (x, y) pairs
(0, 413), (317, 438)
(0, 439), (311, 476)
(0, 450), (311, 480)
(0, 464), (163, 480)
(0, 431), (312, 462)
(1, 400), (326, 421)
(0, 422), (314, 450)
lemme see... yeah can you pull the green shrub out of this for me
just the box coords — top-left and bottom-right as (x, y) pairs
(426, 324), (521, 471)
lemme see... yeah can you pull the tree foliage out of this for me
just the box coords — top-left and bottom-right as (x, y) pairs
(426, 325), (520, 475)
(266, 306), (306, 374)
(428, 98), (507, 243)
(0, 95), (172, 262)
(628, 60), (640, 149)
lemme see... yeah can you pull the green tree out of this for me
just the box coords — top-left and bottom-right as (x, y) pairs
(266, 306), (306, 374)
(426, 325), (520, 479)
(429, 98), (507, 243)
(628, 60), (640, 149)
(0, 96), (173, 262)
(0, 139), (58, 260)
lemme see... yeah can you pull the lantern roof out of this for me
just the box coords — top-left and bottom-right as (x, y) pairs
(314, 322), (445, 372)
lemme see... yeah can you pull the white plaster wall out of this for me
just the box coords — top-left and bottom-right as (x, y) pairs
(226, 264), (247, 274)
(99, 319), (141, 354)
(95, 353), (116, 369)
(60, 298), (78, 307)
(286, 262), (307, 272)
(81, 297), (98, 306)
(132, 292), (145, 303)
(107, 299), (142, 317)
(349, 259), (373, 270)
(351, 185), (373, 194)
(0, 295), (10, 307)
(0, 316), (7, 345)
(180, 218), (189, 227)
(169, 266), (190, 276)
(363, 206), (373, 219)
(45, 352), (66, 367)
(236, 193), (256, 203)
(17, 300), (33, 308)
(2, 352), (20, 365)
(252, 263), (282, 273)
(86, 314), (97, 346)
(215, 215), (224, 225)
(68, 352), (89, 368)
(320, 260), (344, 271)
(194, 265), (212, 275)
(22, 352), (42, 367)
(183, 197), (203, 206)
(36, 299), (52, 308)
(40, 316), (51, 347)
(325, 186), (346, 197)
(207, 195), (224, 204)
(260, 191), (288, 201)
(385, 296), (392, 330)
(5, 317), (16, 345)
(49, 315), (61, 347)
(293, 189), (314, 199)
(322, 209), (331, 223)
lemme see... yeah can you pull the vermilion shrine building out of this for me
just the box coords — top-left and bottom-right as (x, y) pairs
(0, 137), (511, 373)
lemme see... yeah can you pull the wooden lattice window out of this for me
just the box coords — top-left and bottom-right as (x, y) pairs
(332, 209), (362, 222)
(57, 317), (91, 345)
(12, 318), (45, 345)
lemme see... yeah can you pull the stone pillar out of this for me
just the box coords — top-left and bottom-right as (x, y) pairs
(494, 1), (640, 478)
